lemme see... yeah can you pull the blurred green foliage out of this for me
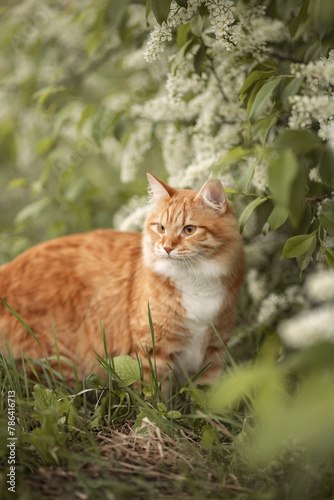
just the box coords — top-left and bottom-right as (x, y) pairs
(0, 0), (162, 263)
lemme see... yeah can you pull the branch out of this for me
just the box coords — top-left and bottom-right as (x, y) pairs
(206, 53), (230, 102)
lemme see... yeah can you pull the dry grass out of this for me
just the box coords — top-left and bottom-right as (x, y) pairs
(22, 421), (250, 500)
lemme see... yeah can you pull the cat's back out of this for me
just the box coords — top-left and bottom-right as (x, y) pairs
(0, 229), (142, 284)
(0, 229), (142, 327)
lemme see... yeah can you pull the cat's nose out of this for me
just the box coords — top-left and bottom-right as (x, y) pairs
(163, 246), (173, 255)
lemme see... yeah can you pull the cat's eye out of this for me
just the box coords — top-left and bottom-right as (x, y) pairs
(183, 225), (196, 235)
(156, 224), (166, 234)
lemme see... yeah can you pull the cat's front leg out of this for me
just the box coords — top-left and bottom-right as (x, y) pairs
(195, 344), (226, 386)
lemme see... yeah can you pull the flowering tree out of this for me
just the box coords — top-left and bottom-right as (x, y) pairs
(1, 0), (334, 348)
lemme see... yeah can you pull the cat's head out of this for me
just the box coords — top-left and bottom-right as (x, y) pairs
(143, 174), (243, 279)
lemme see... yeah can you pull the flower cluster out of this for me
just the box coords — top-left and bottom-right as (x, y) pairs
(205, 0), (237, 50)
(279, 306), (334, 348)
(165, 55), (206, 104)
(289, 50), (334, 151)
(251, 161), (269, 194)
(305, 270), (334, 303)
(257, 292), (290, 324)
(114, 196), (151, 232)
(247, 268), (268, 303)
(143, 22), (172, 62)
(168, 0), (202, 27)
(120, 121), (153, 183)
(144, 0), (238, 62)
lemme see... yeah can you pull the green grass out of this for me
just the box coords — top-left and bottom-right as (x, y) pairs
(1, 317), (334, 500)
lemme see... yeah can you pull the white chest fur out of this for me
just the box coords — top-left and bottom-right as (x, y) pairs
(153, 258), (226, 376)
(177, 275), (225, 375)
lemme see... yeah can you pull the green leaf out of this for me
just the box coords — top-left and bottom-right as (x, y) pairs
(240, 70), (275, 101)
(176, 23), (191, 48)
(213, 146), (250, 175)
(78, 104), (96, 131)
(268, 150), (299, 208)
(238, 162), (255, 192)
(276, 129), (321, 153)
(179, 386), (209, 408)
(297, 234), (317, 271)
(239, 197), (268, 233)
(166, 409), (182, 419)
(194, 44), (206, 75)
(7, 178), (27, 190)
(289, 0), (310, 37)
(319, 209), (334, 236)
(175, 0), (188, 7)
(171, 37), (196, 72)
(267, 204), (289, 232)
(85, 373), (104, 389)
(111, 355), (141, 386)
(304, 39), (322, 63)
(34, 85), (66, 109)
(202, 425), (219, 449)
(249, 77), (283, 123)
(145, 0), (152, 25)
(15, 198), (51, 225)
(251, 114), (278, 144)
(36, 136), (55, 155)
(281, 233), (317, 258)
(157, 402), (167, 413)
(191, 14), (204, 37)
(51, 102), (77, 137)
(92, 106), (113, 146)
(324, 248), (334, 268)
(109, 0), (129, 28)
(308, 0), (334, 33)
(151, 0), (172, 24)
(319, 148), (334, 188)
(33, 385), (59, 414)
(282, 77), (304, 111)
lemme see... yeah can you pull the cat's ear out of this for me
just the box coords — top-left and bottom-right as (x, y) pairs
(196, 179), (227, 212)
(147, 173), (175, 202)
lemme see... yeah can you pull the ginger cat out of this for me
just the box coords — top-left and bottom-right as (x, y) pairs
(0, 174), (245, 387)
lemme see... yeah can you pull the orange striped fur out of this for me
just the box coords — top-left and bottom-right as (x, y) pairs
(0, 174), (245, 386)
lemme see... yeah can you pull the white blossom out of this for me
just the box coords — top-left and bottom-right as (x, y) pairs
(120, 121), (153, 183)
(114, 196), (151, 231)
(247, 268), (267, 303)
(205, 0), (237, 51)
(166, 55), (206, 104)
(258, 293), (288, 324)
(168, 0), (202, 27)
(305, 270), (334, 303)
(220, 171), (235, 189)
(159, 124), (191, 177)
(143, 23), (172, 62)
(233, 5), (287, 61)
(251, 162), (269, 194)
(309, 167), (322, 183)
(288, 50), (334, 151)
(278, 306), (334, 348)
